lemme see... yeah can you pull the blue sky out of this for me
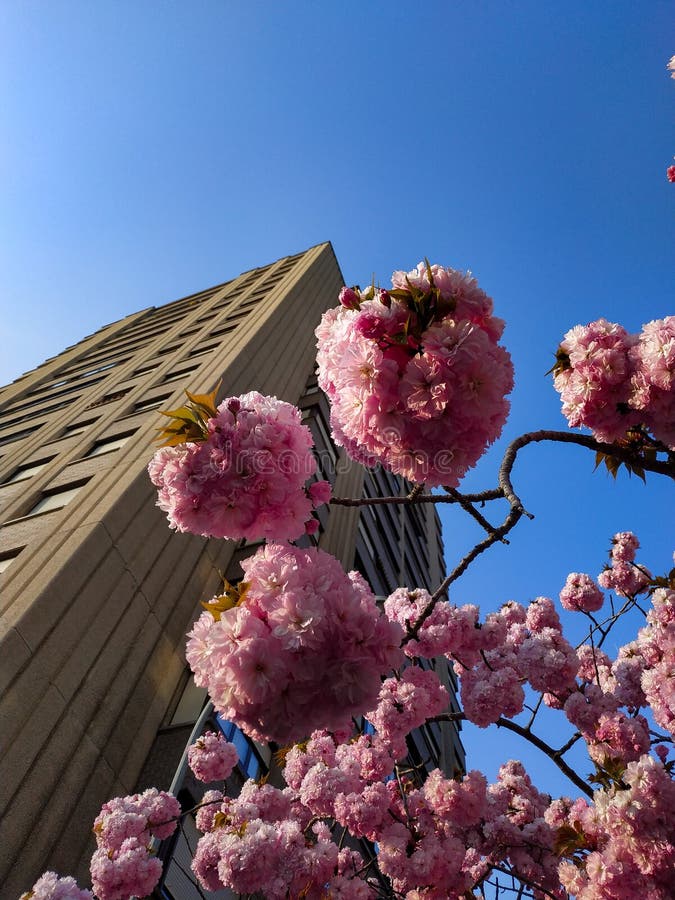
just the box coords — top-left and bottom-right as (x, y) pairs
(1, 2), (673, 792)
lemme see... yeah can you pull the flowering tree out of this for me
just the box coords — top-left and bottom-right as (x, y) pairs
(21, 262), (675, 900)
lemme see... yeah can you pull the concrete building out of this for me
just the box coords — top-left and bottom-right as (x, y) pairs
(0, 242), (464, 895)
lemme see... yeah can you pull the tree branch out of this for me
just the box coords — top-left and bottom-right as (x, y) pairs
(406, 429), (674, 636)
(429, 712), (593, 798)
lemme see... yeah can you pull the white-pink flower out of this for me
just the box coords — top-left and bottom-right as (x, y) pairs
(316, 264), (513, 486)
(148, 391), (331, 540)
(19, 873), (93, 900)
(188, 731), (239, 783)
(186, 543), (404, 743)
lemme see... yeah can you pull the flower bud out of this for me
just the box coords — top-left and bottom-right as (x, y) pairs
(339, 286), (361, 310)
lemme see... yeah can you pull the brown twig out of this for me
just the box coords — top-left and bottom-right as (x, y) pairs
(429, 712), (593, 798)
(406, 429), (674, 637)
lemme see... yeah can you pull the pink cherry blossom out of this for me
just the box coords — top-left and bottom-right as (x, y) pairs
(19, 873), (93, 900)
(316, 264), (513, 486)
(93, 788), (180, 852)
(188, 731), (239, 783)
(553, 319), (639, 442)
(148, 391), (330, 540)
(186, 542), (404, 743)
(553, 317), (675, 449)
(598, 531), (652, 598)
(560, 572), (605, 612)
(90, 838), (163, 900)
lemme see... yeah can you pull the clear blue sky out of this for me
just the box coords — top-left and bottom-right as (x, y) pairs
(1, 2), (673, 792)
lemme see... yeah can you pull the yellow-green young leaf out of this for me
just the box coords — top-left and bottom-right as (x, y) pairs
(388, 288), (412, 301)
(605, 456), (620, 478)
(213, 811), (229, 829)
(154, 383), (221, 446)
(160, 433), (191, 447)
(184, 383), (220, 419)
(201, 579), (251, 621)
(157, 406), (201, 423)
(424, 257), (436, 289)
(629, 463), (646, 483)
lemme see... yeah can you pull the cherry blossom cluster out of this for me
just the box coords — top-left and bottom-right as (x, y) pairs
(186, 704), (564, 900)
(553, 754), (675, 898)
(89, 789), (180, 900)
(629, 586), (675, 737)
(284, 732), (563, 898)
(553, 316), (675, 447)
(190, 778), (362, 897)
(597, 531), (652, 598)
(148, 390), (331, 541)
(405, 532), (657, 771)
(560, 572), (604, 612)
(560, 532), (651, 612)
(315, 262), (514, 486)
(187, 730), (239, 783)
(186, 542), (404, 743)
(387, 589), (579, 727)
(19, 873), (92, 900)
(20, 533), (675, 899)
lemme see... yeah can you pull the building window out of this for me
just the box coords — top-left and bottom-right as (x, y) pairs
(155, 344), (182, 357)
(209, 324), (238, 338)
(72, 360), (125, 380)
(187, 343), (220, 358)
(2, 458), (53, 484)
(133, 362), (161, 376)
(217, 717), (267, 781)
(83, 433), (133, 457)
(0, 399), (75, 427)
(27, 482), (87, 517)
(0, 548), (23, 573)
(162, 366), (199, 384)
(0, 426), (38, 447)
(132, 395), (170, 413)
(85, 388), (131, 410)
(61, 419), (97, 438)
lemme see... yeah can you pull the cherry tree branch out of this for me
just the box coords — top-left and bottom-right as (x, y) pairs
(489, 865), (561, 900)
(429, 712), (593, 798)
(406, 429), (674, 635)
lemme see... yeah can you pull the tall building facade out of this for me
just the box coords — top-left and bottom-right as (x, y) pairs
(0, 243), (464, 894)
